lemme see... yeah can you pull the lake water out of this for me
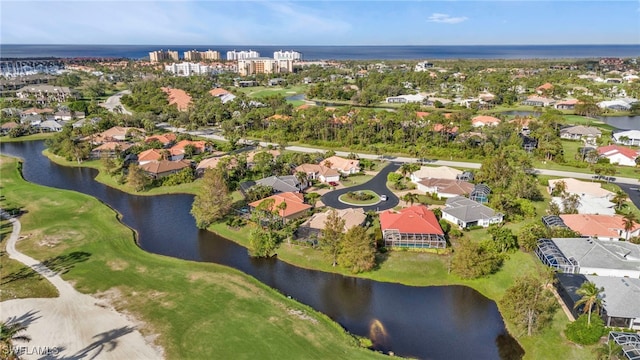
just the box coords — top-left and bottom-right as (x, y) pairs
(0, 140), (524, 360)
(500, 111), (640, 131)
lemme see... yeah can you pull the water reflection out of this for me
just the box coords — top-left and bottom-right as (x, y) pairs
(1, 141), (523, 360)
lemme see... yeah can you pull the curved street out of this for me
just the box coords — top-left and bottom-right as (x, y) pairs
(321, 162), (400, 211)
(0, 212), (162, 360)
(101, 90), (133, 115)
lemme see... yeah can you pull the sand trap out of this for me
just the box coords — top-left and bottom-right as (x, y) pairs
(1, 215), (163, 359)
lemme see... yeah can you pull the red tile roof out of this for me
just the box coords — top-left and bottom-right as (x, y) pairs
(249, 192), (311, 218)
(598, 144), (640, 160)
(536, 83), (554, 91)
(209, 88), (230, 97)
(379, 205), (444, 235)
(138, 149), (164, 162)
(560, 214), (640, 238)
(145, 133), (177, 145)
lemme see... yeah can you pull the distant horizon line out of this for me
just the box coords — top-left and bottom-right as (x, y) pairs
(3, 43), (640, 47)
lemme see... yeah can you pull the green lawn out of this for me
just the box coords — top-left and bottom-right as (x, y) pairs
(341, 174), (374, 187)
(338, 190), (380, 205)
(0, 133), (55, 143)
(234, 85), (308, 98)
(0, 219), (59, 301)
(0, 155), (382, 360)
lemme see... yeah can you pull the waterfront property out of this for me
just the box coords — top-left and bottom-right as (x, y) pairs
(555, 273), (640, 330)
(296, 208), (366, 240)
(441, 196), (503, 229)
(140, 159), (192, 179)
(471, 115), (501, 127)
(597, 144), (640, 167)
(379, 205), (446, 249)
(559, 125), (602, 143)
(535, 237), (640, 278)
(609, 332), (640, 360)
(248, 192), (311, 223)
(613, 130), (640, 146)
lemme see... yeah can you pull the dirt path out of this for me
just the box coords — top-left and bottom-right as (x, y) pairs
(1, 215), (163, 359)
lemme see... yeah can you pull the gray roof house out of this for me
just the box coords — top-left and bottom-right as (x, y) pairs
(535, 237), (640, 278)
(241, 175), (306, 195)
(37, 119), (64, 132)
(555, 273), (640, 330)
(613, 130), (640, 146)
(559, 125), (602, 143)
(441, 196), (503, 228)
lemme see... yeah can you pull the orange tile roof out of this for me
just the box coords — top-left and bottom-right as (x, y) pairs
(209, 88), (230, 97)
(21, 107), (54, 115)
(296, 104), (313, 111)
(471, 115), (501, 126)
(433, 124), (459, 133)
(560, 214), (640, 238)
(295, 163), (340, 177)
(138, 149), (164, 162)
(249, 192), (311, 218)
(379, 205), (443, 235)
(266, 114), (292, 121)
(92, 142), (132, 152)
(416, 111), (430, 119)
(145, 133), (177, 144)
(196, 156), (236, 171)
(322, 156), (359, 173)
(536, 83), (554, 91)
(161, 87), (192, 111)
(171, 140), (206, 153)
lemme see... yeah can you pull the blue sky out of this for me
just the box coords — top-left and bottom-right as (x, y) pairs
(2, 1), (639, 45)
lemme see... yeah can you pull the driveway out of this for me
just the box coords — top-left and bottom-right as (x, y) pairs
(0, 213), (163, 360)
(101, 90), (133, 115)
(320, 162), (400, 212)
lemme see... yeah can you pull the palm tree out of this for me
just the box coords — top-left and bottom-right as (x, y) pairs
(294, 171), (308, 189)
(0, 320), (31, 356)
(622, 212), (638, 241)
(574, 281), (604, 326)
(611, 190), (628, 211)
(403, 192), (419, 206)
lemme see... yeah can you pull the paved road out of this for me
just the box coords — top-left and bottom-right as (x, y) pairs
(0, 212), (162, 359)
(320, 163), (401, 211)
(101, 90), (132, 115)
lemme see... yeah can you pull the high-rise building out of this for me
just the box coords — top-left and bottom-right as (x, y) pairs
(149, 50), (179, 62)
(237, 58), (293, 76)
(184, 50), (201, 61)
(226, 50), (260, 61)
(165, 62), (211, 76)
(273, 50), (302, 61)
(201, 50), (221, 61)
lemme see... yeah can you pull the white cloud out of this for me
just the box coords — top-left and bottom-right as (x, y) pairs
(427, 13), (468, 24)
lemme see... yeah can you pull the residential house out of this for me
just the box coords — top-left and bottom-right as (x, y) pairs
(72, 117), (101, 129)
(559, 125), (602, 143)
(559, 214), (640, 241)
(535, 237), (640, 278)
(16, 84), (76, 104)
(386, 94), (425, 104)
(379, 205), (446, 249)
(456, 171), (474, 182)
(548, 178), (614, 199)
(410, 166), (462, 183)
(416, 178), (474, 199)
(597, 144), (640, 167)
(137, 149), (164, 165)
(89, 126), (145, 144)
(297, 208), (366, 240)
(209, 88), (236, 104)
(555, 99), (579, 110)
(424, 97), (452, 107)
(550, 194), (615, 215)
(90, 142), (132, 159)
(161, 87), (192, 111)
(245, 149), (281, 168)
(536, 83), (554, 94)
(471, 115), (501, 127)
(196, 156), (236, 175)
(248, 192), (311, 223)
(145, 133), (177, 146)
(295, 163), (340, 184)
(521, 96), (556, 107)
(613, 130), (640, 146)
(0, 121), (19, 135)
(20, 107), (54, 117)
(140, 160), (192, 179)
(37, 119), (64, 132)
(555, 274), (640, 330)
(598, 98), (637, 111)
(441, 196), (504, 228)
(241, 175), (305, 196)
(54, 110), (84, 121)
(168, 140), (207, 161)
(322, 156), (360, 175)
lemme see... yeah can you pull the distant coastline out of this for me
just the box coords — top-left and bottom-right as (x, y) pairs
(1, 44), (639, 61)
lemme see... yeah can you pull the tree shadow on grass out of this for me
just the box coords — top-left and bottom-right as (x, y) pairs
(1, 252), (91, 285)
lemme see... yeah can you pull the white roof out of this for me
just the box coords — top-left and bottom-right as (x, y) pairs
(411, 166), (462, 181)
(548, 178), (614, 198)
(614, 130), (640, 140)
(551, 194), (615, 215)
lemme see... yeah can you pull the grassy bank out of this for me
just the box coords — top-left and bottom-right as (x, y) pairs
(0, 133), (55, 143)
(208, 219), (595, 360)
(0, 218), (59, 301)
(43, 150), (202, 196)
(0, 155), (383, 360)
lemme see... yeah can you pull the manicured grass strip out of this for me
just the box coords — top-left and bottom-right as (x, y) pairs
(0, 156), (384, 360)
(338, 190), (380, 205)
(0, 133), (55, 143)
(0, 220), (59, 301)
